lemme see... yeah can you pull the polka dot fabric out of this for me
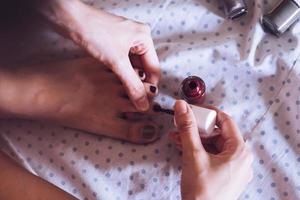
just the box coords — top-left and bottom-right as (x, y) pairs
(0, 0), (300, 199)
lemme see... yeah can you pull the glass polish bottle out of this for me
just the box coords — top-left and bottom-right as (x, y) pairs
(221, 0), (248, 20)
(262, 0), (300, 36)
(153, 104), (217, 135)
(179, 76), (206, 104)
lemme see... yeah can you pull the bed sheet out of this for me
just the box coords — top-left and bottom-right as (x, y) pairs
(0, 0), (300, 199)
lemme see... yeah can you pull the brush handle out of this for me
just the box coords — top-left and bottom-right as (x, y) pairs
(190, 105), (217, 135)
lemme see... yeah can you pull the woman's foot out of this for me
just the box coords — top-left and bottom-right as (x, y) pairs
(0, 58), (159, 144)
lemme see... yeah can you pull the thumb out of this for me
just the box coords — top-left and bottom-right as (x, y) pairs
(174, 100), (207, 161)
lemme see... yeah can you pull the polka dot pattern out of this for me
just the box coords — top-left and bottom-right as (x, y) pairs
(0, 0), (300, 199)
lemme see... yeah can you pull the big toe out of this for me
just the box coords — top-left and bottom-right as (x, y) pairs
(128, 122), (159, 144)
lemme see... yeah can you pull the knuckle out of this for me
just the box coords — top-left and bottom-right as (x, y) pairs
(220, 113), (232, 124)
(81, 41), (95, 55)
(128, 84), (145, 100)
(141, 23), (151, 33)
(190, 148), (205, 159)
(109, 56), (126, 70)
(178, 118), (196, 131)
(228, 142), (246, 159)
(187, 148), (201, 157)
(231, 145), (254, 164)
(135, 23), (151, 35)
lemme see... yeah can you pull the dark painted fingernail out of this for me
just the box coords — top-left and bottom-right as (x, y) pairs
(142, 125), (156, 140)
(150, 86), (157, 93)
(138, 70), (145, 78)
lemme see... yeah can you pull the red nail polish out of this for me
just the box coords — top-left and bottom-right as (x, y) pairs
(179, 76), (206, 104)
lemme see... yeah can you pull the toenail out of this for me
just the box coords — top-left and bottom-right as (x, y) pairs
(150, 86), (157, 93)
(141, 125), (156, 140)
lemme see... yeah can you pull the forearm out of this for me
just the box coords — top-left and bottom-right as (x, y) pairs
(32, 0), (120, 41)
(0, 151), (77, 200)
(33, 0), (84, 36)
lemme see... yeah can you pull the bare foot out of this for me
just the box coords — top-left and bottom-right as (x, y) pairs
(0, 58), (159, 144)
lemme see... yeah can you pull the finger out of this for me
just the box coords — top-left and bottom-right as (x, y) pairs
(168, 132), (176, 140)
(213, 131), (225, 152)
(168, 131), (181, 144)
(130, 54), (143, 69)
(134, 68), (146, 81)
(176, 144), (183, 151)
(168, 132), (183, 151)
(200, 127), (221, 139)
(202, 106), (244, 144)
(118, 82), (158, 113)
(174, 100), (207, 161)
(138, 40), (161, 86)
(216, 110), (244, 144)
(111, 56), (149, 111)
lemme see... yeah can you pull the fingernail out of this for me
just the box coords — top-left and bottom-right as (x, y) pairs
(173, 117), (177, 127)
(136, 96), (149, 111)
(141, 125), (156, 140)
(175, 101), (188, 116)
(150, 86), (157, 93)
(138, 70), (145, 79)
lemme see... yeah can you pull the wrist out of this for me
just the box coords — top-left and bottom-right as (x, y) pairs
(36, 0), (87, 40)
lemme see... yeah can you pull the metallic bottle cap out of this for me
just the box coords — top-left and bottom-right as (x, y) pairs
(222, 0), (248, 20)
(262, 0), (300, 36)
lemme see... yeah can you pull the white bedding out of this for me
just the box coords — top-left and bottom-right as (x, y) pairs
(0, 0), (300, 199)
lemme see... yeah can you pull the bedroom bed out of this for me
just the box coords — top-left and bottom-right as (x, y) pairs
(0, 0), (299, 199)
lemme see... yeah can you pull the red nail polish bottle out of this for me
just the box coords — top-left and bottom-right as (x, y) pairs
(179, 76), (206, 104)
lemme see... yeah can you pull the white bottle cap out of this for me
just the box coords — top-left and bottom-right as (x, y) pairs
(189, 105), (217, 135)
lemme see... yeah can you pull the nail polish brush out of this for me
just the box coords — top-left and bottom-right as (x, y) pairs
(153, 104), (217, 135)
(153, 104), (175, 115)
